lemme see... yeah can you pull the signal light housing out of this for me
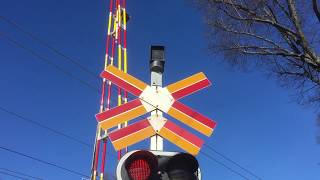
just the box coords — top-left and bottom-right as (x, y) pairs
(150, 46), (165, 73)
(166, 153), (199, 180)
(117, 150), (201, 180)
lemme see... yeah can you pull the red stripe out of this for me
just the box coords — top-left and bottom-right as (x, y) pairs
(100, 139), (107, 172)
(164, 120), (204, 148)
(100, 70), (143, 96)
(172, 101), (217, 129)
(93, 140), (101, 170)
(109, 119), (151, 141)
(96, 99), (142, 121)
(171, 79), (211, 100)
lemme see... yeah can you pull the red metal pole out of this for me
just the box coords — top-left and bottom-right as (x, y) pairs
(100, 139), (107, 179)
(122, 0), (129, 153)
(93, 139), (101, 179)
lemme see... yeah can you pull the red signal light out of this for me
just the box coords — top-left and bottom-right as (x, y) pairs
(127, 159), (151, 180)
(125, 151), (158, 180)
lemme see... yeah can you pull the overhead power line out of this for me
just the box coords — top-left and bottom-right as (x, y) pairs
(0, 31), (162, 115)
(0, 15), (99, 80)
(0, 105), (119, 160)
(0, 171), (27, 180)
(0, 15), (161, 112)
(0, 168), (43, 180)
(0, 32), (100, 93)
(204, 144), (262, 180)
(201, 151), (251, 180)
(0, 106), (91, 148)
(0, 146), (89, 178)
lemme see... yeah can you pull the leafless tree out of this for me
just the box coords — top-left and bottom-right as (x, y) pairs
(195, 0), (320, 107)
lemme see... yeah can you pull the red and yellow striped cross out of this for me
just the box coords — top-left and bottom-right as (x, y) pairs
(95, 65), (217, 155)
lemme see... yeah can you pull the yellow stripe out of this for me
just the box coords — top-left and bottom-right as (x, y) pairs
(104, 12), (113, 71)
(115, 6), (119, 40)
(118, 5), (121, 28)
(159, 127), (200, 155)
(113, 126), (155, 150)
(117, 4), (122, 72)
(104, 55), (109, 71)
(112, 8), (117, 38)
(124, 96), (128, 128)
(100, 173), (104, 180)
(99, 105), (147, 130)
(106, 65), (147, 91)
(123, 7), (128, 129)
(124, 48), (127, 73)
(167, 107), (213, 136)
(123, 7), (127, 30)
(110, 9), (117, 67)
(107, 12), (112, 35)
(117, 94), (122, 106)
(166, 72), (207, 94)
(118, 45), (122, 70)
(97, 126), (102, 137)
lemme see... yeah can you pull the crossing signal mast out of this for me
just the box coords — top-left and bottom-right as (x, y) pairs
(91, 1), (217, 180)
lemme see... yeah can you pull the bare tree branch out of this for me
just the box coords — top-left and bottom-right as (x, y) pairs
(287, 0), (320, 64)
(313, 0), (320, 23)
(195, 0), (320, 106)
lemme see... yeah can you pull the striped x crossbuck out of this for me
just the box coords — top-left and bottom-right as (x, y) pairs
(96, 65), (217, 155)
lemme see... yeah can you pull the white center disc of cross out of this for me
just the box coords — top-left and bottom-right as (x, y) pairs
(139, 86), (174, 112)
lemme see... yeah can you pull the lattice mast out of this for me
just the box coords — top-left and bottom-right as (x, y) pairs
(91, 0), (128, 179)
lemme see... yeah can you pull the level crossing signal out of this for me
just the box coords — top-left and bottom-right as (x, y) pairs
(95, 65), (217, 155)
(116, 150), (201, 180)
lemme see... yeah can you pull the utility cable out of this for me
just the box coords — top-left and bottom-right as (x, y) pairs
(0, 31), (161, 113)
(0, 146), (89, 178)
(0, 170), (28, 180)
(0, 168), (42, 180)
(0, 106), (91, 148)
(0, 106), (119, 159)
(0, 32), (100, 93)
(204, 144), (262, 180)
(201, 151), (251, 180)
(0, 15), (99, 80)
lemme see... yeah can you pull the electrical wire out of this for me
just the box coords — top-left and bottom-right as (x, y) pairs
(0, 146), (89, 178)
(0, 31), (100, 94)
(0, 15), (166, 121)
(0, 171), (27, 180)
(201, 151), (251, 180)
(0, 105), (121, 160)
(204, 144), (262, 180)
(0, 15), (158, 111)
(0, 31), (161, 113)
(0, 106), (91, 148)
(0, 15), (99, 80)
(0, 168), (43, 180)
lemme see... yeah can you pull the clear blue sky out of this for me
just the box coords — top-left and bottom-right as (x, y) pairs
(0, 0), (319, 179)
